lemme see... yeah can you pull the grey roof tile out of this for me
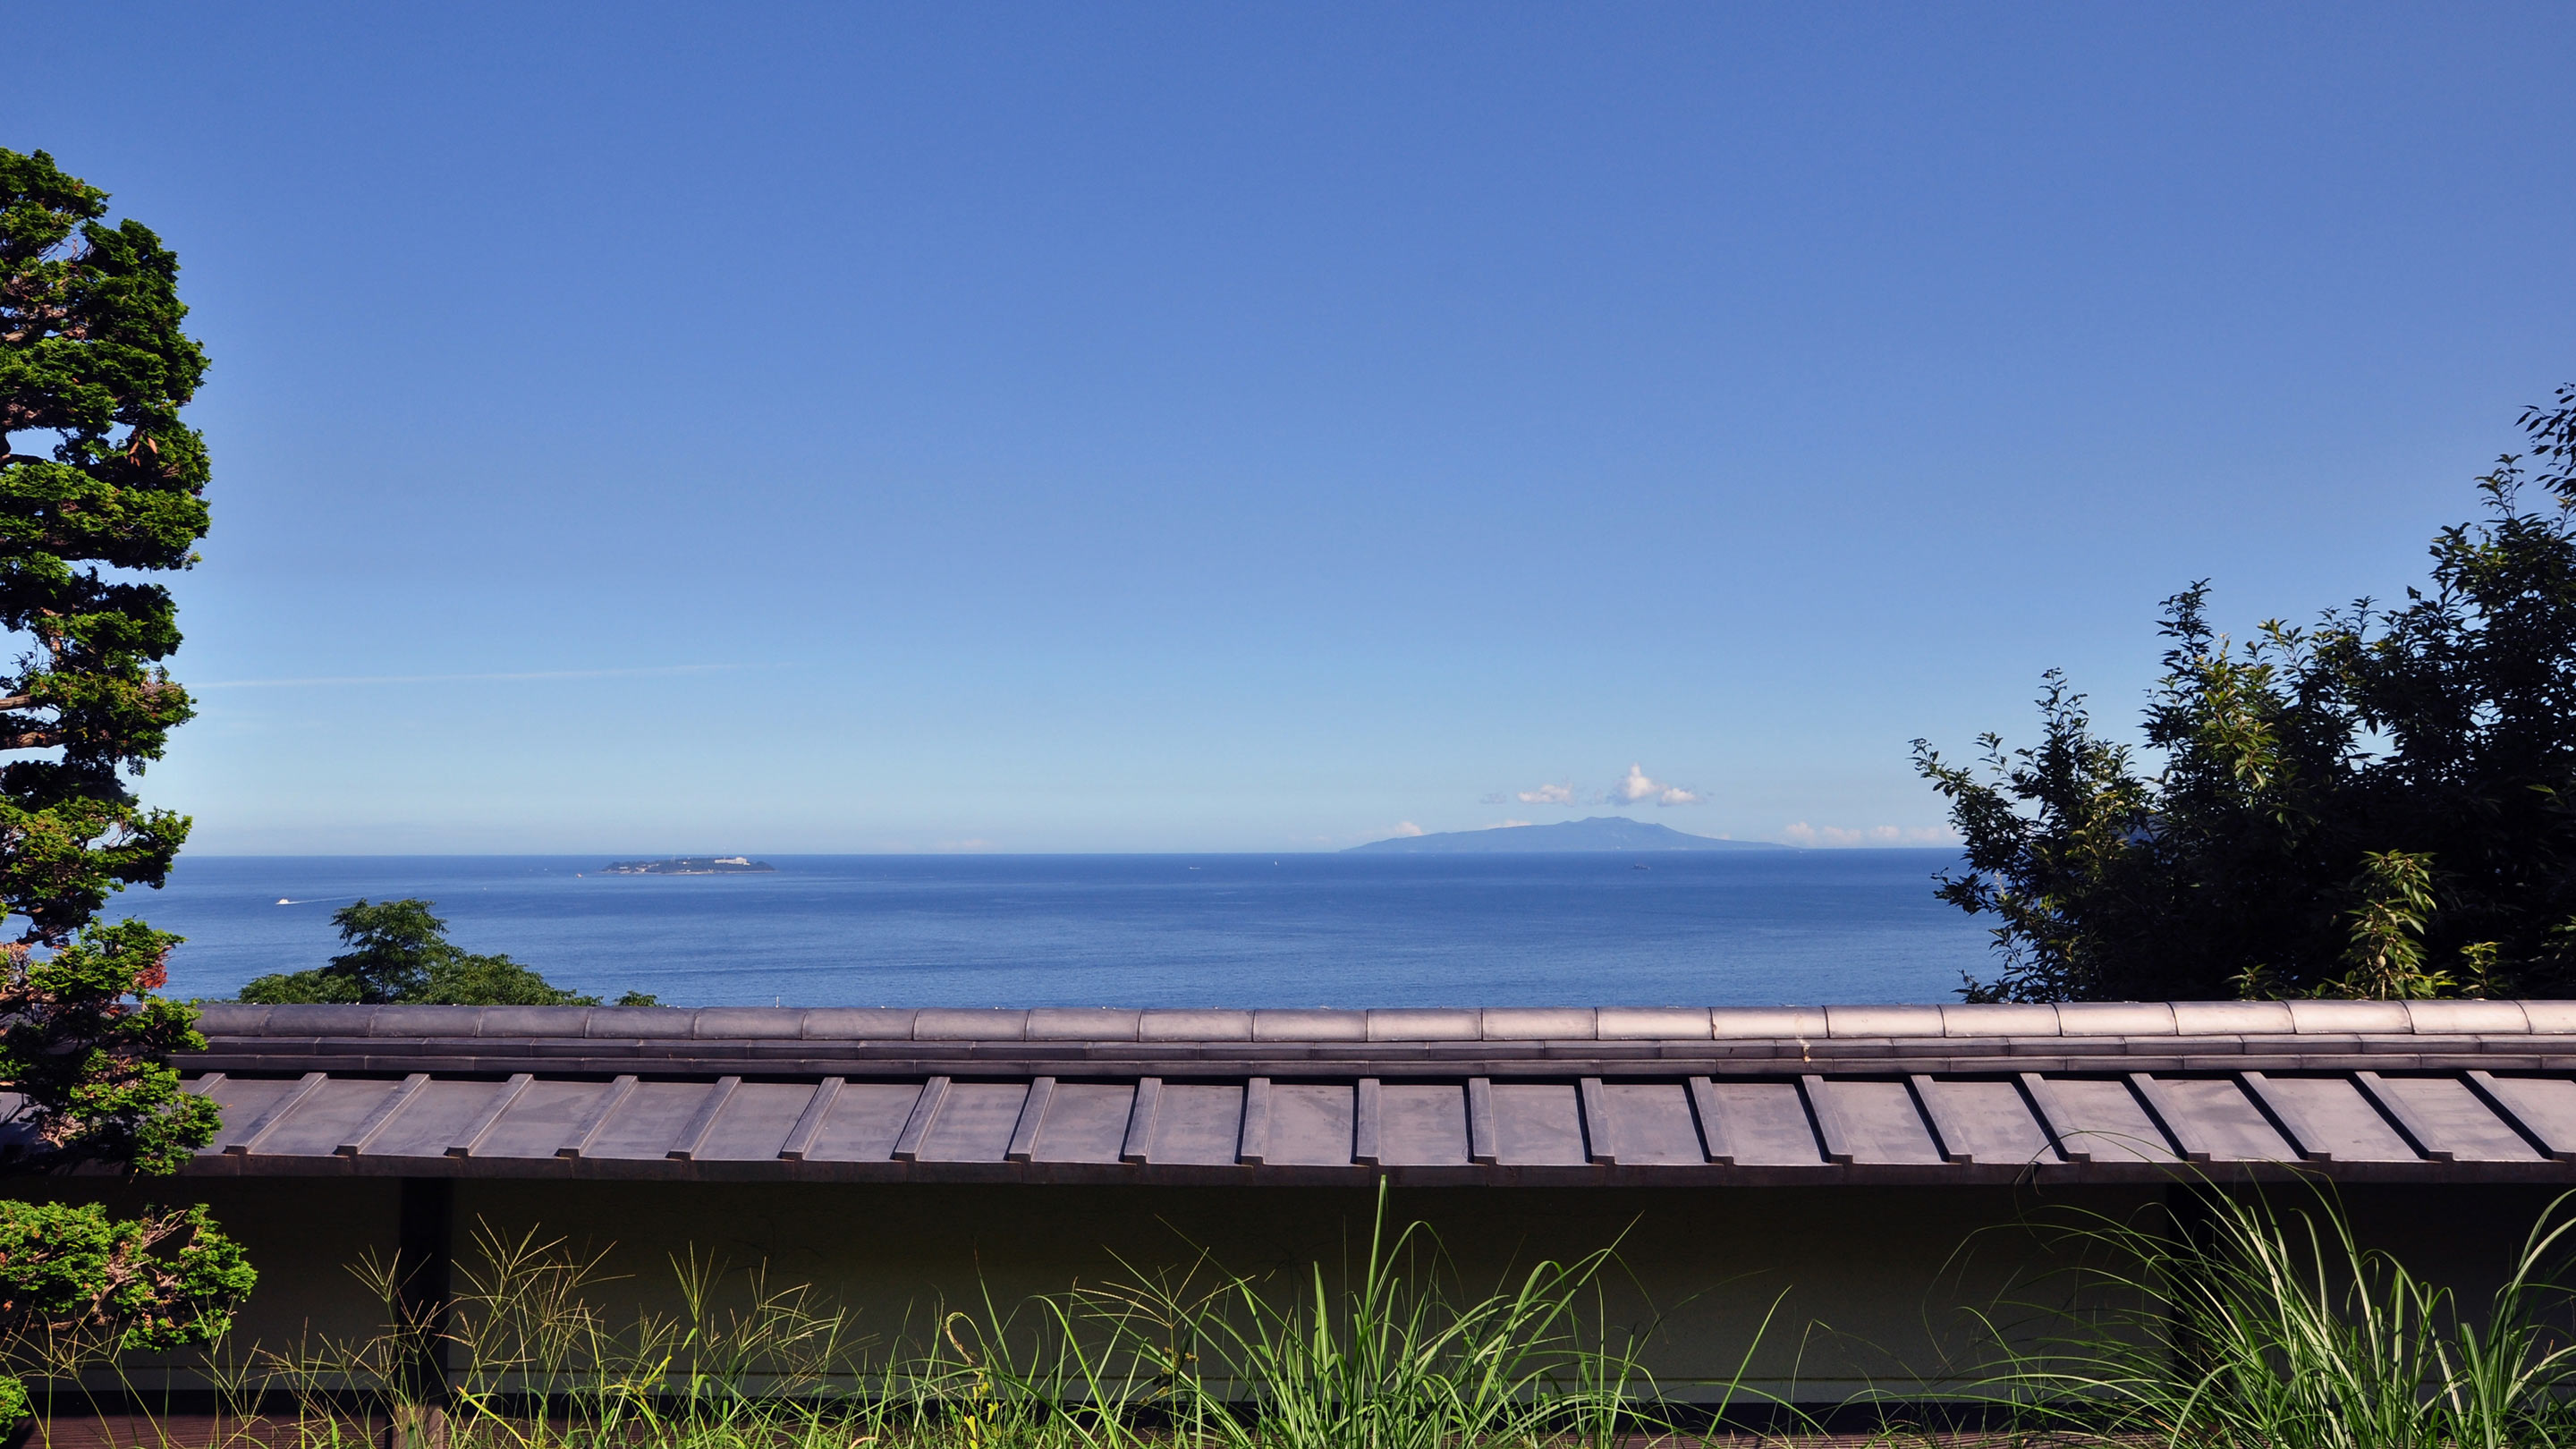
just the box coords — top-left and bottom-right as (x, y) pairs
(1824, 1004), (1945, 1038)
(1596, 1081), (1701, 1165)
(1264, 1082), (1358, 1164)
(1919, 1078), (2051, 1165)
(1030, 1082), (1133, 1163)
(267, 1004), (378, 1036)
(915, 1009), (1029, 1040)
(587, 1006), (696, 1038)
(1029, 1008), (1141, 1040)
(1708, 1007), (1827, 1038)
(2267, 1074), (2419, 1161)
(2368, 1074), (2538, 1162)
(2406, 1000), (2530, 1035)
(1700, 1080), (1822, 1165)
(248, 1075), (397, 1157)
(1941, 1004), (2060, 1037)
(918, 1082), (1030, 1162)
(2172, 1001), (2296, 1035)
(2043, 1077), (2176, 1165)
(475, 1079), (614, 1160)
(1489, 1081), (1587, 1165)
(173, 1001), (2576, 1184)
(1149, 1082), (1250, 1165)
(1368, 1009), (1480, 1041)
(1480, 1007), (1596, 1039)
(2141, 1076), (2283, 1160)
(804, 1082), (922, 1162)
(2471, 1073), (2576, 1158)
(475, 1006), (593, 1037)
(1142, 1009), (1254, 1041)
(366, 1078), (506, 1159)
(1377, 1082), (1470, 1165)
(2525, 1003), (2576, 1034)
(1253, 1009), (1367, 1041)
(2056, 1003), (2177, 1036)
(799, 1008), (919, 1039)
(693, 1008), (808, 1038)
(691, 1081), (813, 1162)
(387, 1006), (487, 1037)
(163, 1055), (2576, 1186)
(192, 1004), (273, 1036)
(1598, 1007), (1712, 1039)
(2286, 1000), (2415, 1034)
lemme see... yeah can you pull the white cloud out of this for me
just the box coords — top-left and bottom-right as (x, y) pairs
(1781, 822), (1962, 848)
(1613, 764), (1701, 807)
(1517, 783), (1577, 805)
(930, 837), (995, 852)
(1388, 821), (1426, 837)
(1479, 818), (1532, 830)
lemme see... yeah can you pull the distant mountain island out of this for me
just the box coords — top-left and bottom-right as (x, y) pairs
(600, 856), (776, 875)
(1345, 817), (1792, 854)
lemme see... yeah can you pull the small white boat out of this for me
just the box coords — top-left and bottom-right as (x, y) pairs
(275, 897), (292, 905)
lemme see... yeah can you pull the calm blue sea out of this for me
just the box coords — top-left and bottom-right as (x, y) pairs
(114, 852), (1992, 1008)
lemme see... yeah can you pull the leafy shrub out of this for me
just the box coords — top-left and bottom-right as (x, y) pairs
(1919, 386), (2576, 1002)
(238, 898), (654, 1007)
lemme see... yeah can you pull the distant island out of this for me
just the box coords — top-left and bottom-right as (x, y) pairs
(1345, 817), (1792, 854)
(600, 856), (777, 875)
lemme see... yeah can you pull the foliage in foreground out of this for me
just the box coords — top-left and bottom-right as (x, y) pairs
(47, 1187), (1750, 1449)
(0, 1201), (253, 1403)
(36, 1178), (2576, 1449)
(0, 147), (245, 1430)
(236, 898), (656, 1006)
(1055, 1186), (1688, 1449)
(1973, 1183), (2576, 1449)
(1917, 386), (2576, 1002)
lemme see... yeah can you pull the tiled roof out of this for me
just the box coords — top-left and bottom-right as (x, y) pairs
(184, 1000), (2576, 1077)
(106, 1003), (2576, 1185)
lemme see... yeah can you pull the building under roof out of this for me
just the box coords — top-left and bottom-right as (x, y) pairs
(32, 999), (2576, 1405)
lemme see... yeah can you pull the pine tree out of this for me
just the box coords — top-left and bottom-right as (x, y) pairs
(0, 148), (248, 1428)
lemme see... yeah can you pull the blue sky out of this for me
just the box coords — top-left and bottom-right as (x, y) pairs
(9, 4), (2573, 853)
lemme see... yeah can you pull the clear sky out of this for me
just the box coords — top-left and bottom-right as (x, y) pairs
(8, 4), (2573, 853)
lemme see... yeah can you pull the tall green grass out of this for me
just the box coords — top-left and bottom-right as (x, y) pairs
(1971, 1182), (2576, 1449)
(32, 1182), (1755, 1449)
(60, 1175), (2575, 1449)
(1046, 1182), (1740, 1449)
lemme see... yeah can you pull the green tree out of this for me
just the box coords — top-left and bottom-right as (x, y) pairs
(0, 149), (249, 1428)
(278, 897), (448, 1003)
(0, 1201), (252, 1428)
(1916, 386), (2576, 1002)
(238, 897), (655, 1006)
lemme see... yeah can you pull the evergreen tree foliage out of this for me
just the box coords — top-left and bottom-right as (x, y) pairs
(0, 1200), (254, 1425)
(0, 148), (248, 1428)
(238, 897), (657, 1006)
(1917, 387), (2576, 1002)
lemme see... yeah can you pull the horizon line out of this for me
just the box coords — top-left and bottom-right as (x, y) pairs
(153, 844), (1990, 859)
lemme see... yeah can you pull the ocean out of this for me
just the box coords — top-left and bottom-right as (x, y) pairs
(118, 851), (1994, 1008)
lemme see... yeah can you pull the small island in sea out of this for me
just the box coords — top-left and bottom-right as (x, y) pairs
(1345, 816), (1792, 854)
(600, 856), (777, 875)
